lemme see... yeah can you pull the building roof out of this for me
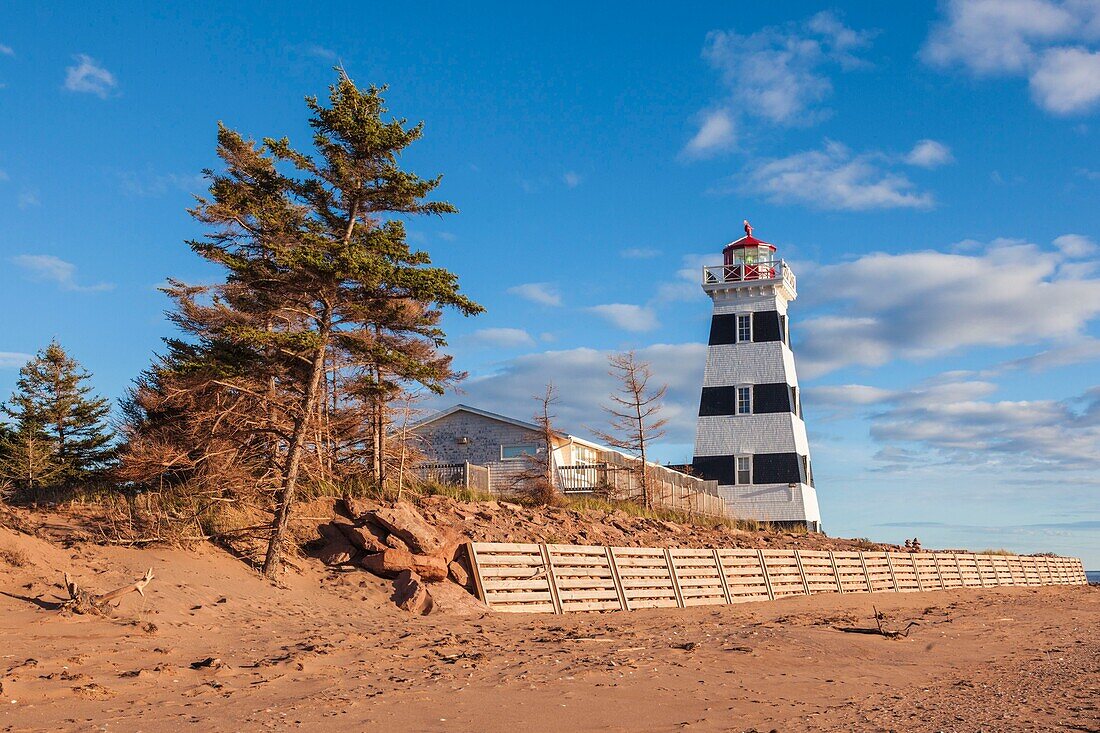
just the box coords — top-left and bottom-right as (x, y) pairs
(723, 220), (777, 252)
(409, 403), (674, 469)
(408, 403), (605, 451)
(722, 233), (777, 252)
(407, 403), (545, 434)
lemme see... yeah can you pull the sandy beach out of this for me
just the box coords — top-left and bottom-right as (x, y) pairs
(2, 519), (1096, 733)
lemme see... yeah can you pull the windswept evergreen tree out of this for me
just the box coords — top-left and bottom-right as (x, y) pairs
(0, 419), (64, 497)
(0, 342), (114, 491)
(121, 71), (483, 577)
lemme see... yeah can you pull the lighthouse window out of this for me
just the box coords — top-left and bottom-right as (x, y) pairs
(736, 386), (752, 414)
(736, 314), (752, 342)
(735, 455), (752, 485)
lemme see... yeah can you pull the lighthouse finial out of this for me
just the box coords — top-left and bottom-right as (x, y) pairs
(743, 219), (753, 238)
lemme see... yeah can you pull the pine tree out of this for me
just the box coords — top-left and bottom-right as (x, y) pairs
(1, 342), (114, 484)
(0, 422), (64, 496)
(135, 71), (483, 578)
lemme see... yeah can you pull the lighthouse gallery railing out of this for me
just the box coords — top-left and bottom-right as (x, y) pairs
(703, 260), (795, 291)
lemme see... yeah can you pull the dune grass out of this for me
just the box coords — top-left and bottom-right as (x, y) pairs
(0, 545), (30, 567)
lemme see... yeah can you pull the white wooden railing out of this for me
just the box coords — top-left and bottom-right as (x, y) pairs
(703, 260), (796, 292)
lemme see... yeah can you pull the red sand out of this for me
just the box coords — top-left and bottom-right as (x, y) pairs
(1, 519), (1097, 732)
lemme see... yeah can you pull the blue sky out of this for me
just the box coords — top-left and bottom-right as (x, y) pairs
(2, 1), (1099, 565)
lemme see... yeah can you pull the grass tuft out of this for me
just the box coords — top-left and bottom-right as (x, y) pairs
(0, 545), (29, 567)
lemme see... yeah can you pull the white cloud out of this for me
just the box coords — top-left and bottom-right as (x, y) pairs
(305, 45), (337, 60)
(507, 282), (562, 307)
(808, 384), (898, 407)
(740, 140), (935, 211)
(700, 11), (873, 127)
(922, 0), (1079, 73)
(1030, 47), (1100, 114)
(1053, 233), (1098, 258)
(904, 139), (955, 168)
(683, 109), (737, 157)
(11, 254), (114, 292)
(587, 303), (659, 332)
(994, 336), (1100, 372)
(869, 382), (1100, 471)
(923, 0), (1100, 115)
(620, 247), (661, 259)
(63, 54), (117, 98)
(0, 351), (32, 368)
(17, 189), (39, 209)
(432, 343), (707, 446)
(562, 171), (582, 188)
(116, 170), (206, 197)
(796, 238), (1100, 377)
(0, 43), (13, 57)
(655, 253), (718, 303)
(468, 328), (535, 348)
(806, 375), (1100, 473)
(0, 169), (8, 181)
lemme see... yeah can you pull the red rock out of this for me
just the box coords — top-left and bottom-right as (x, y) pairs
(369, 502), (448, 556)
(428, 581), (488, 616)
(448, 560), (470, 588)
(392, 570), (433, 615)
(338, 495), (380, 520)
(384, 533), (411, 552)
(317, 522), (345, 543)
(337, 523), (388, 553)
(360, 548), (447, 582)
(317, 536), (354, 566)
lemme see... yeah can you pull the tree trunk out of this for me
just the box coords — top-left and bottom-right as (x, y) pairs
(262, 319), (330, 579)
(376, 396), (387, 487)
(635, 401), (651, 510)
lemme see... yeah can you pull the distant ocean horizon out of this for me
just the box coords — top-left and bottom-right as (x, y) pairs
(1087, 571), (1100, 585)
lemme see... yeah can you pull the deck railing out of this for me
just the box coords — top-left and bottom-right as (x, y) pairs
(703, 260), (796, 292)
(556, 457), (726, 519)
(413, 461), (491, 493)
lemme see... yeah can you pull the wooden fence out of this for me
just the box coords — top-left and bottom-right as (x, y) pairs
(555, 457), (728, 519)
(466, 542), (1088, 614)
(413, 461), (491, 493)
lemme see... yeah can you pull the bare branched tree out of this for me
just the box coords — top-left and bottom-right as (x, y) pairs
(593, 352), (668, 509)
(512, 383), (560, 505)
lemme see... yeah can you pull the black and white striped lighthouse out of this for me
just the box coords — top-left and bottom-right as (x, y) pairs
(692, 221), (821, 531)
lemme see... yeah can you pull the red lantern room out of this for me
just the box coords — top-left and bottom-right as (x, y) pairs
(721, 220), (777, 280)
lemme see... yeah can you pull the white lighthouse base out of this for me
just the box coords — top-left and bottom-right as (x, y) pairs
(718, 482), (821, 532)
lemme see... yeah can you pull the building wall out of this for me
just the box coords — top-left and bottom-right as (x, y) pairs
(693, 279), (821, 528)
(411, 411), (547, 494)
(694, 414), (810, 455)
(718, 482), (817, 525)
(703, 342), (799, 387)
(710, 290), (789, 315)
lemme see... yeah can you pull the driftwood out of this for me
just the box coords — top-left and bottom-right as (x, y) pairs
(837, 606), (919, 639)
(62, 568), (155, 615)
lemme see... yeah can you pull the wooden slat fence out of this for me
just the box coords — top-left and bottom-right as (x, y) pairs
(466, 542), (1088, 614)
(413, 461), (491, 493)
(556, 460), (728, 520)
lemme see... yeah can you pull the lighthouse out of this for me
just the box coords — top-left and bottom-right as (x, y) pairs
(691, 221), (821, 531)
